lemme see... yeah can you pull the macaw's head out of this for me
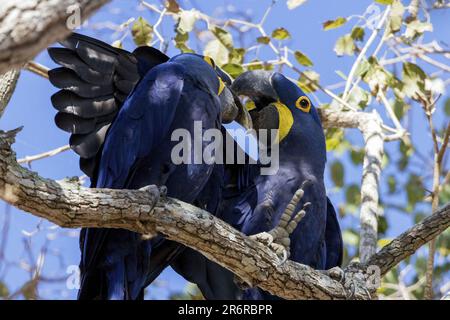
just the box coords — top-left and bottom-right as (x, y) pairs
(231, 70), (323, 145)
(169, 53), (252, 129)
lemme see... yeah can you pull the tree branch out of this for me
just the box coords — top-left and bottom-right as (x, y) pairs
(0, 0), (110, 74)
(0, 125), (448, 299)
(365, 202), (450, 277)
(0, 69), (20, 117)
(17, 144), (70, 165)
(0, 127), (367, 300)
(319, 109), (384, 262)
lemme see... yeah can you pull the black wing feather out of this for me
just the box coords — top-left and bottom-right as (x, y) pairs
(48, 32), (169, 178)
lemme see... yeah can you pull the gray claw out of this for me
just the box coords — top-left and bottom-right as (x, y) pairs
(326, 266), (345, 283)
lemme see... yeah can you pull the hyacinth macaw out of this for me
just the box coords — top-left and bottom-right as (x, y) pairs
(219, 70), (344, 299)
(47, 33), (250, 299)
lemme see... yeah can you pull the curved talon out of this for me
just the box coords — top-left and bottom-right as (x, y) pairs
(270, 243), (288, 265)
(326, 266), (345, 283)
(345, 280), (357, 300)
(159, 185), (167, 197)
(138, 185), (161, 214)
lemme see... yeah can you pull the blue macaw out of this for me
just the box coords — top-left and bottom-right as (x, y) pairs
(47, 33), (250, 299)
(218, 70), (344, 299)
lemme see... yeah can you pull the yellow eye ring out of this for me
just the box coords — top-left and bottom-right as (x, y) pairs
(295, 96), (311, 113)
(203, 56), (216, 68)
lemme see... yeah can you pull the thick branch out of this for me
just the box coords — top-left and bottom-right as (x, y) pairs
(0, 128), (367, 300)
(0, 69), (20, 117)
(0, 0), (110, 74)
(0, 112), (446, 299)
(320, 109), (384, 263)
(365, 202), (450, 276)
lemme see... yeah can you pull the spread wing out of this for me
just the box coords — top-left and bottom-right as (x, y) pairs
(48, 33), (169, 179)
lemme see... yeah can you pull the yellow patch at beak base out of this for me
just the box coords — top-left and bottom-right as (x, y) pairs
(273, 101), (294, 142)
(217, 77), (225, 95)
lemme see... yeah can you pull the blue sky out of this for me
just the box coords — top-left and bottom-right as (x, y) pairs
(0, 0), (448, 299)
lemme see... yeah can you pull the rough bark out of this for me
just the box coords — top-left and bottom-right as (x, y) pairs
(0, 126), (448, 299)
(0, 69), (20, 117)
(365, 202), (450, 277)
(0, 0), (110, 74)
(0, 128), (365, 300)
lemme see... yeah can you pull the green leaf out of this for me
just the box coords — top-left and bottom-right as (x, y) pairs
(174, 31), (194, 53)
(350, 148), (364, 165)
(402, 62), (428, 101)
(131, 17), (153, 46)
(399, 140), (414, 157)
(445, 98), (450, 116)
(406, 174), (425, 209)
(330, 160), (344, 188)
(375, 0), (393, 4)
(177, 9), (198, 33)
(271, 27), (291, 40)
(111, 40), (123, 49)
(247, 59), (264, 70)
(378, 238), (392, 248)
(229, 48), (245, 64)
(355, 59), (370, 77)
(387, 175), (396, 194)
(211, 25), (234, 50)
(203, 39), (228, 66)
(323, 17), (347, 30)
(294, 50), (313, 67)
(350, 27), (365, 41)
(325, 128), (343, 151)
(222, 63), (245, 78)
(347, 86), (369, 109)
(256, 36), (271, 44)
(388, 0), (405, 33)
(346, 184), (361, 205)
(439, 183), (450, 205)
(404, 19), (433, 39)
(287, 0), (307, 10)
(297, 70), (320, 93)
(378, 215), (388, 236)
(334, 34), (355, 56)
(393, 98), (410, 119)
(361, 57), (396, 94)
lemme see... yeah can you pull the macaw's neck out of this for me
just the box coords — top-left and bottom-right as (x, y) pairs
(258, 133), (327, 183)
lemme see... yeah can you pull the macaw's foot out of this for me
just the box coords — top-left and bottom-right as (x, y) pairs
(233, 276), (252, 291)
(139, 185), (167, 204)
(321, 266), (370, 299)
(137, 185), (167, 239)
(323, 266), (345, 283)
(250, 180), (311, 265)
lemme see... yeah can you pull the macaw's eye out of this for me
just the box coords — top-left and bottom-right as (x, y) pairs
(203, 56), (216, 68)
(295, 96), (311, 113)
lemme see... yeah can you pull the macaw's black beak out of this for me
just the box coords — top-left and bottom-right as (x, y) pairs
(220, 85), (253, 130)
(231, 70), (278, 109)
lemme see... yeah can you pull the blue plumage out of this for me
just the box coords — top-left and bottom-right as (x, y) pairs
(219, 71), (343, 299)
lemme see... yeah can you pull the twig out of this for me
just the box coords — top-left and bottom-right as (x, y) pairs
(24, 62), (49, 79)
(342, 6), (391, 100)
(17, 145), (71, 165)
